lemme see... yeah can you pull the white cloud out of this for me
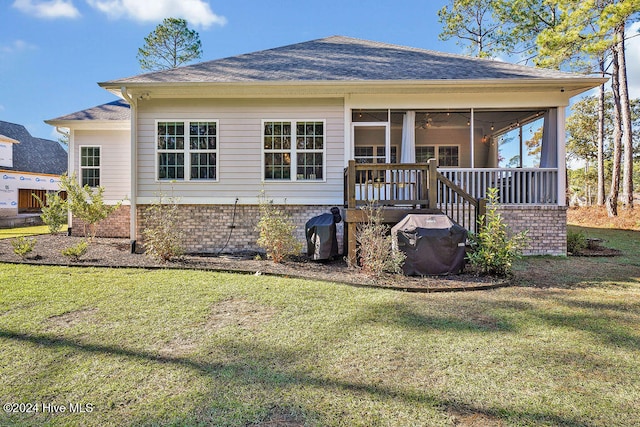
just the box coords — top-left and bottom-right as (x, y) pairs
(86, 0), (227, 29)
(0, 39), (37, 54)
(626, 22), (640, 99)
(12, 0), (80, 19)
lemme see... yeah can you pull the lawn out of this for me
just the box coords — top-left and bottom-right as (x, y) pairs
(1, 244), (640, 426)
(0, 216), (639, 426)
(0, 225), (67, 240)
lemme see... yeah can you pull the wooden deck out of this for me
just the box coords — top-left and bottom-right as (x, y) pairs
(343, 159), (485, 264)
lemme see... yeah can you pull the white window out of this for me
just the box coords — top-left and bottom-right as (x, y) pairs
(263, 120), (325, 181)
(156, 120), (218, 181)
(415, 145), (459, 167)
(79, 146), (100, 187)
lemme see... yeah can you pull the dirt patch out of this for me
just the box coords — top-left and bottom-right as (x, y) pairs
(206, 298), (276, 331)
(46, 307), (98, 329)
(0, 234), (505, 292)
(448, 407), (504, 427)
(253, 408), (306, 427)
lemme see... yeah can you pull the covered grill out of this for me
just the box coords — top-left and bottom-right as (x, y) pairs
(305, 207), (342, 260)
(392, 214), (467, 276)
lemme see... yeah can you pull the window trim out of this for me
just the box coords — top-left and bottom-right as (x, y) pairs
(155, 119), (219, 182)
(415, 144), (460, 167)
(261, 119), (327, 182)
(79, 145), (101, 187)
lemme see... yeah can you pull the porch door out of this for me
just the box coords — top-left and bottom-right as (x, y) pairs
(352, 123), (391, 183)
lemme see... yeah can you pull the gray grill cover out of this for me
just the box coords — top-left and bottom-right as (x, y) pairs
(392, 214), (467, 276)
(305, 213), (339, 260)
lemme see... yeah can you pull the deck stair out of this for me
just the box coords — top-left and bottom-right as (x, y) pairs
(343, 159), (486, 264)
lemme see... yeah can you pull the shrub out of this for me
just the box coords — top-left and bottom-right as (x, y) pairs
(33, 191), (68, 234)
(256, 190), (303, 263)
(61, 240), (88, 261)
(567, 230), (588, 253)
(11, 236), (36, 259)
(467, 188), (528, 277)
(353, 203), (406, 279)
(60, 173), (121, 240)
(141, 194), (185, 262)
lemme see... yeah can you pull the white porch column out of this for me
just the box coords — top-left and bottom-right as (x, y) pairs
(557, 106), (567, 206)
(343, 95), (353, 168)
(470, 108), (475, 168)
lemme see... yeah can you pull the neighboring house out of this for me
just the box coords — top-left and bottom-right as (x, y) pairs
(0, 121), (67, 218)
(46, 36), (604, 256)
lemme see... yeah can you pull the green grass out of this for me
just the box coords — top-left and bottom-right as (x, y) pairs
(1, 255), (639, 426)
(0, 224), (68, 239)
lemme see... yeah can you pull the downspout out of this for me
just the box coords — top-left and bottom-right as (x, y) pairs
(54, 126), (72, 235)
(120, 87), (138, 252)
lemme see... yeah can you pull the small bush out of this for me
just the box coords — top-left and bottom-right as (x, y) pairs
(61, 240), (88, 261)
(11, 236), (36, 259)
(60, 173), (121, 240)
(141, 194), (185, 262)
(256, 190), (303, 263)
(567, 230), (588, 253)
(33, 191), (68, 234)
(353, 203), (406, 279)
(467, 188), (528, 277)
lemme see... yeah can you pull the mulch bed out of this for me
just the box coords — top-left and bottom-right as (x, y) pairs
(0, 234), (507, 292)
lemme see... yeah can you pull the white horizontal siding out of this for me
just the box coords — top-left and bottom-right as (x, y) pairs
(136, 98), (345, 205)
(73, 129), (130, 202)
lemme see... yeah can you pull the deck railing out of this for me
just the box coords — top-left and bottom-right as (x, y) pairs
(435, 173), (486, 235)
(438, 168), (558, 205)
(343, 159), (435, 209)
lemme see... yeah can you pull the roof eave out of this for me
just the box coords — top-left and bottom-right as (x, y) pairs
(103, 77), (606, 98)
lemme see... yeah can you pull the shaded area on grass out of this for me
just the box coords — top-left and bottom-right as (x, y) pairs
(0, 327), (597, 427)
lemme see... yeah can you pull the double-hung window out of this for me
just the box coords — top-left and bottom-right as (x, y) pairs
(157, 121), (218, 181)
(263, 120), (325, 181)
(415, 145), (459, 167)
(80, 146), (100, 187)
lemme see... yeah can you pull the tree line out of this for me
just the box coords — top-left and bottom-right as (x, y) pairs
(439, 0), (639, 215)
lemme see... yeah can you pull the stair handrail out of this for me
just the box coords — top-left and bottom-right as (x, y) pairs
(435, 170), (487, 234)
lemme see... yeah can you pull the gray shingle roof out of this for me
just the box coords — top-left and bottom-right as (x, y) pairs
(47, 99), (130, 122)
(103, 35), (587, 85)
(0, 121), (67, 175)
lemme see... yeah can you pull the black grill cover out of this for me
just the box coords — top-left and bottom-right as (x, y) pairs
(305, 212), (339, 260)
(392, 214), (467, 276)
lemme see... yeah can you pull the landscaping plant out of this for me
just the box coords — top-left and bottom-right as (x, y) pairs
(60, 173), (121, 240)
(32, 191), (68, 234)
(61, 239), (88, 261)
(256, 190), (303, 263)
(141, 194), (185, 262)
(10, 236), (36, 259)
(354, 203), (406, 279)
(467, 187), (528, 277)
(567, 229), (588, 253)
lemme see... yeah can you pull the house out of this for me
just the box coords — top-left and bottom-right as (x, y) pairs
(0, 121), (67, 219)
(45, 36), (605, 257)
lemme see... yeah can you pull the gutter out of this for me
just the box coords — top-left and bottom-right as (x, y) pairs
(120, 87), (138, 253)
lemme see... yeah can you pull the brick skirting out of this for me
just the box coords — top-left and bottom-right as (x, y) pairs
(496, 205), (567, 256)
(71, 203), (566, 256)
(70, 205), (130, 238)
(136, 204), (345, 254)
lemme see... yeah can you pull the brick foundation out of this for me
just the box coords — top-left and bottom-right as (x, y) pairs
(136, 204), (344, 254)
(496, 205), (567, 256)
(70, 205), (131, 238)
(71, 202), (566, 256)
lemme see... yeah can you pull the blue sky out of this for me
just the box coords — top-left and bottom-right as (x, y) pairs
(1, 0), (638, 145)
